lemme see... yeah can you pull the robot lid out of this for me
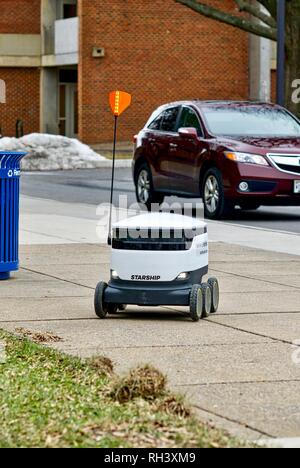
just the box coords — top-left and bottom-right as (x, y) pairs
(112, 212), (207, 231)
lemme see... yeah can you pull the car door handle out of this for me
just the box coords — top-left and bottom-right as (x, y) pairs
(169, 143), (178, 149)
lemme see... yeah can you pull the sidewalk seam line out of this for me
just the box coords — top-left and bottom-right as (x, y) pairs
(208, 319), (300, 347)
(211, 268), (300, 291)
(20, 267), (94, 291)
(175, 378), (300, 387)
(21, 228), (87, 243)
(218, 311), (300, 315)
(191, 404), (273, 438)
(73, 341), (271, 350)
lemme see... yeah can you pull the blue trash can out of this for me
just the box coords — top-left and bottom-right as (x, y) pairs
(0, 152), (26, 280)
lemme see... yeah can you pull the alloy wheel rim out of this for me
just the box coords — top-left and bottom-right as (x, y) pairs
(204, 175), (220, 213)
(138, 170), (151, 203)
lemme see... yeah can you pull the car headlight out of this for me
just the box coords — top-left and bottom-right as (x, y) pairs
(225, 152), (269, 166)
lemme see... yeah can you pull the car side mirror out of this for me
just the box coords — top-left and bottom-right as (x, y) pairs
(178, 127), (198, 140)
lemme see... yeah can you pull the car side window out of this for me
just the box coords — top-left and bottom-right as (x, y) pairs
(161, 107), (180, 133)
(148, 112), (164, 131)
(178, 107), (203, 136)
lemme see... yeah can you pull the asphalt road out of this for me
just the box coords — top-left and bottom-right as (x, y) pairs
(21, 168), (300, 235)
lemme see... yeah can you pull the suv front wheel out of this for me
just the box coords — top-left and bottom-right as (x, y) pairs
(202, 168), (234, 220)
(135, 163), (165, 211)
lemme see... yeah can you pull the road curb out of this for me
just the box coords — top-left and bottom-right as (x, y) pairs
(22, 159), (133, 172)
(95, 159), (132, 168)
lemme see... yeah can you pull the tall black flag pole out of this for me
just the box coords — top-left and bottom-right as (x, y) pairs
(276, 0), (286, 106)
(108, 115), (118, 245)
(107, 90), (132, 245)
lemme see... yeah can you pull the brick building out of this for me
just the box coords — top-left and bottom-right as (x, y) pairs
(0, 0), (274, 144)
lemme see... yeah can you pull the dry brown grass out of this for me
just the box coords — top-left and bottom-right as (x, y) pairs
(15, 328), (63, 344)
(155, 395), (192, 419)
(85, 356), (114, 376)
(110, 365), (167, 403)
(81, 422), (200, 448)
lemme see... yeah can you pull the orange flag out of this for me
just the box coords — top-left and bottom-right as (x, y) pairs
(109, 91), (132, 117)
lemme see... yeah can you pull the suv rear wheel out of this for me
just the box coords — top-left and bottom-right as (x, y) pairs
(202, 168), (234, 220)
(135, 163), (165, 210)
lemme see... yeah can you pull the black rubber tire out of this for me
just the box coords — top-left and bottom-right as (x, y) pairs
(106, 304), (127, 315)
(201, 283), (212, 318)
(94, 282), (108, 319)
(107, 304), (119, 315)
(189, 285), (204, 322)
(135, 163), (165, 211)
(239, 202), (261, 211)
(208, 278), (220, 314)
(202, 168), (234, 220)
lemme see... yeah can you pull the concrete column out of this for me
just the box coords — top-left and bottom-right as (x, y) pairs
(40, 68), (59, 134)
(249, 33), (272, 102)
(41, 0), (57, 55)
(40, 1), (58, 134)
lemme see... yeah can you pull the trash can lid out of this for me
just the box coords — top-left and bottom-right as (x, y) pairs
(0, 152), (27, 170)
(0, 151), (27, 155)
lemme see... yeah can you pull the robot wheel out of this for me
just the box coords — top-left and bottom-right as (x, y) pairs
(189, 278), (220, 322)
(95, 282), (127, 318)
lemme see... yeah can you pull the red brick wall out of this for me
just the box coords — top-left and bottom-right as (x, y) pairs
(0, 0), (41, 34)
(78, 0), (249, 144)
(0, 69), (40, 137)
(0, 1), (41, 137)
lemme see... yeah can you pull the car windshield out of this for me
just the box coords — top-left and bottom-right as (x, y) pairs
(202, 106), (300, 137)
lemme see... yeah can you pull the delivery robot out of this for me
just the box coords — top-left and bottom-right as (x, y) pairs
(94, 212), (219, 322)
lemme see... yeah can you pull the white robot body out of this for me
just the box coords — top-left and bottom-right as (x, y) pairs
(111, 213), (208, 282)
(110, 213), (208, 284)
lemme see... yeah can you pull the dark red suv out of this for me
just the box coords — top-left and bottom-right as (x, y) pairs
(133, 101), (300, 219)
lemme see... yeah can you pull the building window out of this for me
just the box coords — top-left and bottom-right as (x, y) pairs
(59, 69), (78, 84)
(63, 3), (77, 19)
(59, 68), (78, 138)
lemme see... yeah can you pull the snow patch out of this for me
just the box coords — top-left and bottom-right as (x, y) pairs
(0, 133), (106, 171)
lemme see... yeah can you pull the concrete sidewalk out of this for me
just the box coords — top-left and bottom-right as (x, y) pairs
(1, 242), (300, 443)
(20, 194), (300, 256)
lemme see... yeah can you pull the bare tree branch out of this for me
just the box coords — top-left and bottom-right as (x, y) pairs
(234, 0), (276, 28)
(175, 0), (277, 40)
(258, 0), (277, 20)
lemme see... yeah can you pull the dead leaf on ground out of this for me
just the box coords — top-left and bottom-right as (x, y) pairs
(15, 328), (63, 344)
(86, 356), (114, 376)
(82, 422), (198, 448)
(110, 365), (167, 403)
(156, 395), (191, 418)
